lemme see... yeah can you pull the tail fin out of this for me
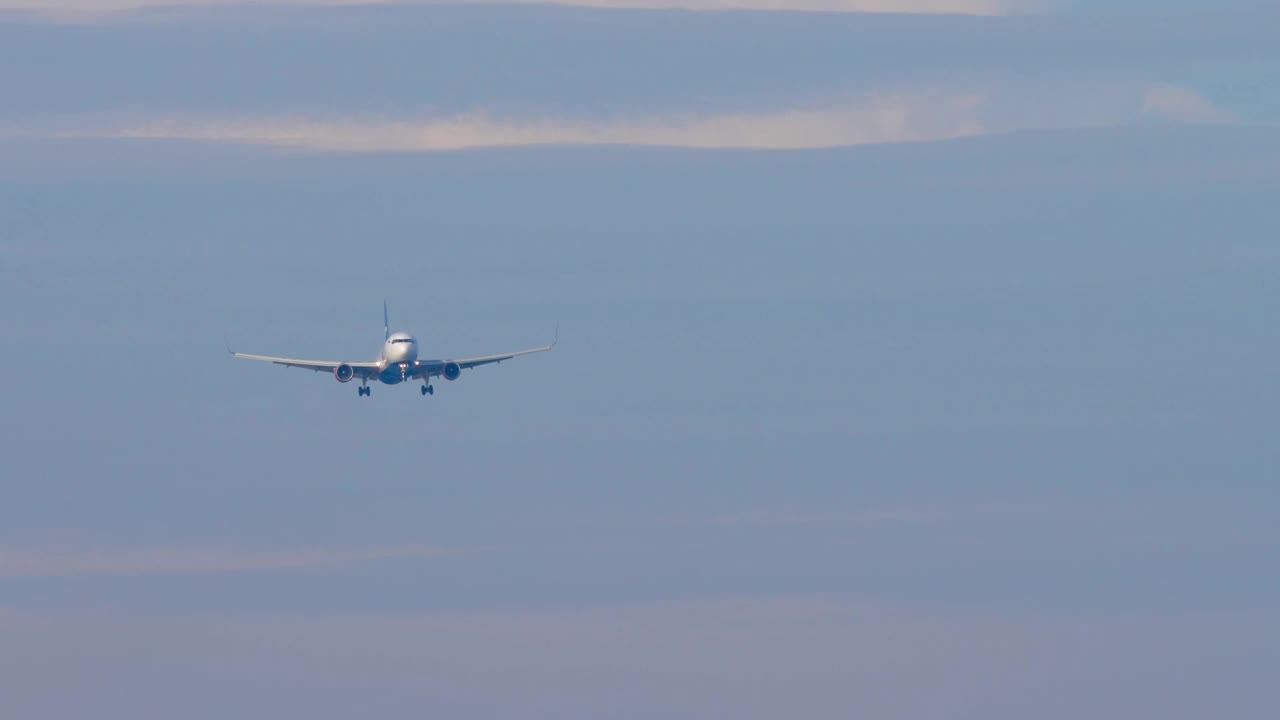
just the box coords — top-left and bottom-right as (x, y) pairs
(384, 300), (390, 341)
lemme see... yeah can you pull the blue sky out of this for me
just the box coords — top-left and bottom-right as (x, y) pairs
(1, 1), (1278, 718)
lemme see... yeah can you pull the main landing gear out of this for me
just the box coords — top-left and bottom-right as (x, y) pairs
(358, 386), (371, 397)
(421, 384), (434, 396)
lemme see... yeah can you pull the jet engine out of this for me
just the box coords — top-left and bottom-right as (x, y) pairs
(443, 362), (462, 381)
(334, 363), (355, 383)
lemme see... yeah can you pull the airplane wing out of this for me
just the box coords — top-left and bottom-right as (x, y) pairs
(230, 350), (381, 377)
(455, 343), (556, 370)
(414, 343), (555, 378)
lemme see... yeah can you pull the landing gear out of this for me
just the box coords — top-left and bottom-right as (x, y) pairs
(358, 386), (370, 397)
(421, 384), (434, 396)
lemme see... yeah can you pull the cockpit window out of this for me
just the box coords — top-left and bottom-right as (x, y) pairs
(390, 338), (414, 344)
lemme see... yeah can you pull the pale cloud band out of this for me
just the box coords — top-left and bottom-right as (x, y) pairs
(2, 85), (1234, 154)
(1141, 86), (1237, 124)
(1, 597), (1270, 719)
(27, 95), (987, 152)
(1, 0), (1036, 17)
(0, 545), (443, 577)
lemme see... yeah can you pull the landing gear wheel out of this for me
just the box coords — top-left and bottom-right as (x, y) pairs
(421, 385), (428, 396)
(427, 385), (434, 396)
(359, 386), (370, 397)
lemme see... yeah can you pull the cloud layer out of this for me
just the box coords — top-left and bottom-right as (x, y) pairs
(10, 83), (1230, 153)
(0, 545), (442, 577)
(18, 95), (988, 152)
(2, 598), (1274, 719)
(1, 0), (1035, 17)
(1142, 86), (1236, 124)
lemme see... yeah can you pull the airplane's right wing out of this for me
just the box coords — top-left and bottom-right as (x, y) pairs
(230, 350), (382, 378)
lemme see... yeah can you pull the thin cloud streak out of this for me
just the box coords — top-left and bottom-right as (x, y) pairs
(1141, 85), (1236, 125)
(0, 0), (1037, 18)
(708, 508), (940, 529)
(0, 545), (444, 578)
(3, 598), (1272, 719)
(31, 96), (987, 152)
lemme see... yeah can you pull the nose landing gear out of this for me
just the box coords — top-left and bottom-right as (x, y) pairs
(421, 384), (434, 396)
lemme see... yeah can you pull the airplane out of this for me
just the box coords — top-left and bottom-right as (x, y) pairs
(230, 302), (555, 397)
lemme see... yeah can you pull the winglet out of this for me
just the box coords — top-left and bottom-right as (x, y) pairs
(384, 300), (390, 341)
(225, 337), (235, 355)
(552, 323), (559, 348)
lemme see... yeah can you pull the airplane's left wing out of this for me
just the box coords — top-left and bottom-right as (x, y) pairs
(413, 342), (555, 379)
(454, 343), (556, 370)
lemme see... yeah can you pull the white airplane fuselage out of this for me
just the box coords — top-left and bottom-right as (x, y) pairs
(378, 331), (419, 384)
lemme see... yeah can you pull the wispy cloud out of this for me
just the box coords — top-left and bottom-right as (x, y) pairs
(2, 598), (1271, 719)
(19, 95), (987, 152)
(0, 0), (1037, 18)
(708, 508), (940, 529)
(0, 545), (443, 578)
(1141, 85), (1236, 125)
(2, 83), (1243, 154)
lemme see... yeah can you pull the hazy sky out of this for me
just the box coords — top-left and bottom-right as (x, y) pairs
(1, 1), (1278, 718)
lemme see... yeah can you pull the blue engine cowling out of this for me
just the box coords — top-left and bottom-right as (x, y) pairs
(334, 363), (355, 383)
(443, 362), (462, 381)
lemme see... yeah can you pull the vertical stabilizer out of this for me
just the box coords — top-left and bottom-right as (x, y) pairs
(384, 300), (390, 341)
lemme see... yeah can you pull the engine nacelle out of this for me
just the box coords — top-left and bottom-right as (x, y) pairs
(334, 363), (355, 383)
(443, 362), (462, 381)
